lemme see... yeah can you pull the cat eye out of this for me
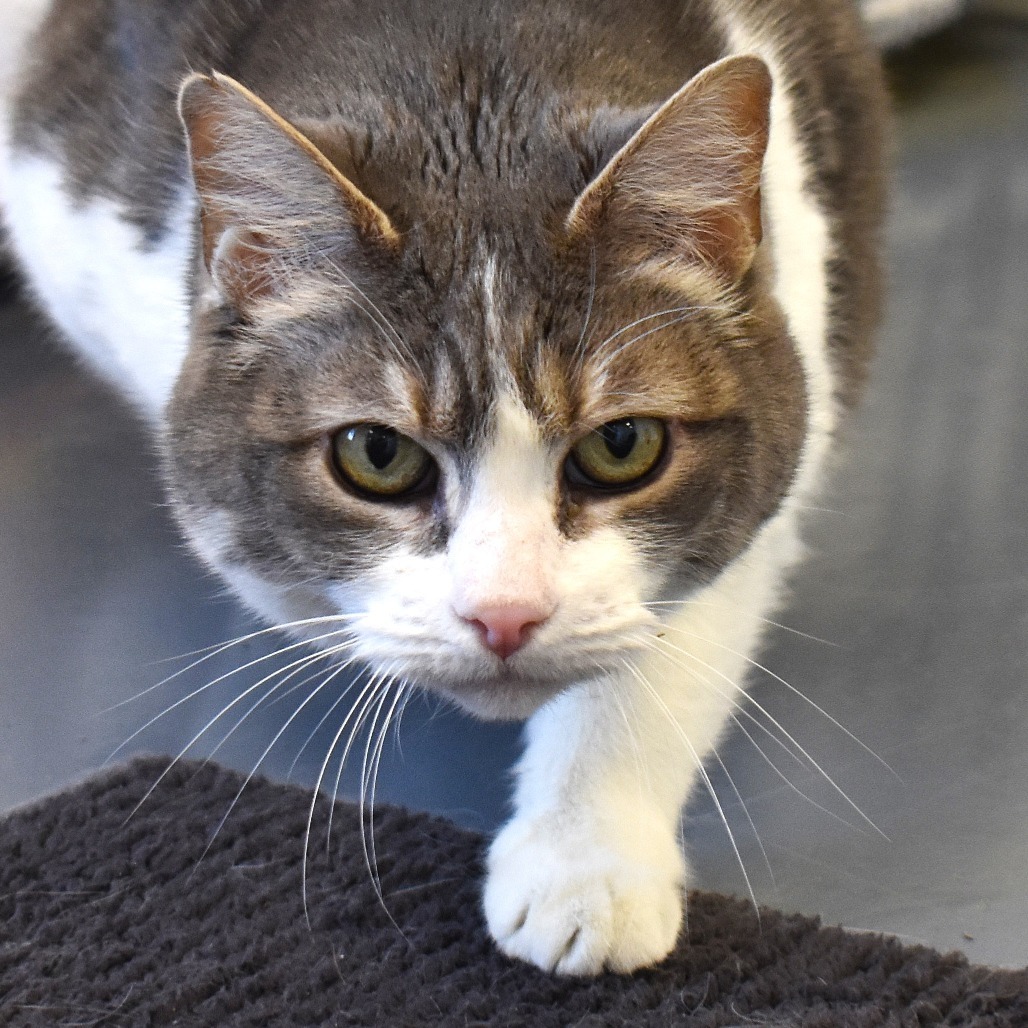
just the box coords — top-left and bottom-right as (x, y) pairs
(330, 424), (435, 498)
(567, 417), (667, 489)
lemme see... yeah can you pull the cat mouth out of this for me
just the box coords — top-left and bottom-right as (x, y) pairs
(430, 672), (568, 721)
(410, 655), (605, 721)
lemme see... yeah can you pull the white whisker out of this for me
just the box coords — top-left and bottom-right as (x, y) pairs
(204, 649), (352, 767)
(659, 624), (895, 777)
(592, 661), (649, 794)
(324, 256), (411, 362)
(303, 669), (388, 926)
(633, 635), (811, 772)
(104, 615), (363, 712)
(644, 634), (888, 839)
(119, 641), (356, 823)
(641, 600), (839, 647)
(362, 680), (413, 943)
(285, 661), (365, 781)
(143, 613), (361, 666)
(363, 680), (408, 903)
(194, 656), (358, 869)
(390, 685), (417, 760)
(709, 744), (776, 891)
(591, 305), (695, 357)
(103, 627), (358, 752)
(599, 310), (709, 366)
(359, 683), (394, 890)
(729, 714), (863, 834)
(622, 657), (761, 922)
(573, 244), (597, 368)
(327, 664), (399, 852)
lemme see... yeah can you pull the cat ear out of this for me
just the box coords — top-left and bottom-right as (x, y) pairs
(567, 55), (772, 285)
(177, 72), (398, 310)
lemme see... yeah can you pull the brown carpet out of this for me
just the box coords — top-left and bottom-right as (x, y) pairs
(1, 758), (1025, 1026)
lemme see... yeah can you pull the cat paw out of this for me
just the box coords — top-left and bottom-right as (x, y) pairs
(483, 809), (685, 975)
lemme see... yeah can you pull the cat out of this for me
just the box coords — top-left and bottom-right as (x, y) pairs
(0, 0), (885, 975)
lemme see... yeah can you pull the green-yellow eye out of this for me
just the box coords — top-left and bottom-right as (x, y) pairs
(568, 417), (667, 488)
(330, 424), (434, 498)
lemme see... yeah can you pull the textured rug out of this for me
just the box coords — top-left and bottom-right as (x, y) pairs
(1, 758), (1025, 1027)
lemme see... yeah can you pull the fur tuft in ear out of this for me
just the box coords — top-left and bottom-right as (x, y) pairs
(567, 55), (772, 285)
(177, 72), (398, 311)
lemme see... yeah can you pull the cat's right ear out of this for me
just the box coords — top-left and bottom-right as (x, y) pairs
(178, 72), (398, 311)
(566, 55), (772, 287)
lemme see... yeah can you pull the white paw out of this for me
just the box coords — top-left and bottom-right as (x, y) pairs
(483, 809), (685, 976)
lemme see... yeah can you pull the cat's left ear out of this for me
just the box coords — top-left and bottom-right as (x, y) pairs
(567, 55), (772, 285)
(178, 72), (398, 311)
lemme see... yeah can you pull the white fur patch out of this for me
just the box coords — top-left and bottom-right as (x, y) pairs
(182, 507), (238, 569)
(719, 13), (837, 504)
(218, 563), (337, 629)
(447, 394), (560, 618)
(480, 253), (503, 350)
(2, 152), (193, 418)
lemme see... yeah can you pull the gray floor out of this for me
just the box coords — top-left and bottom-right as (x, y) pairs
(2, 13), (1026, 969)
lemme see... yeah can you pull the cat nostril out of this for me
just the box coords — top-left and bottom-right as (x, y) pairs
(461, 604), (551, 661)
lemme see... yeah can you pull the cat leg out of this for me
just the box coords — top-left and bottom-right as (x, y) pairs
(483, 675), (695, 975)
(484, 517), (798, 975)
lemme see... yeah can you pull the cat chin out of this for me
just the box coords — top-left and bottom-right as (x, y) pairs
(427, 676), (567, 722)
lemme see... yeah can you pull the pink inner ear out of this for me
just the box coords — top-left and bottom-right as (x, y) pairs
(208, 227), (279, 307)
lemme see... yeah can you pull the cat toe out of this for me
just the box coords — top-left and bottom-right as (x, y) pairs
(483, 813), (684, 975)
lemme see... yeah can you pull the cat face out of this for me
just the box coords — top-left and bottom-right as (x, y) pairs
(165, 59), (806, 719)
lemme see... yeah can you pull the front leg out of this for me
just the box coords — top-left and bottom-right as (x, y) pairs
(484, 645), (745, 974)
(484, 741), (685, 975)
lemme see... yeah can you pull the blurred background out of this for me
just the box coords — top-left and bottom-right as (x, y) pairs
(1, 1), (1026, 968)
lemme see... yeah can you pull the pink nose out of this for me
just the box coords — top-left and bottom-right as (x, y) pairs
(461, 604), (551, 661)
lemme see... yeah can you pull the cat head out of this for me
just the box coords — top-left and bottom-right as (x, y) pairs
(167, 56), (805, 719)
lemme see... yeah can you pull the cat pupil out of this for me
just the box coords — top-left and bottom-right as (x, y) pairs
(602, 420), (637, 461)
(365, 426), (398, 469)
